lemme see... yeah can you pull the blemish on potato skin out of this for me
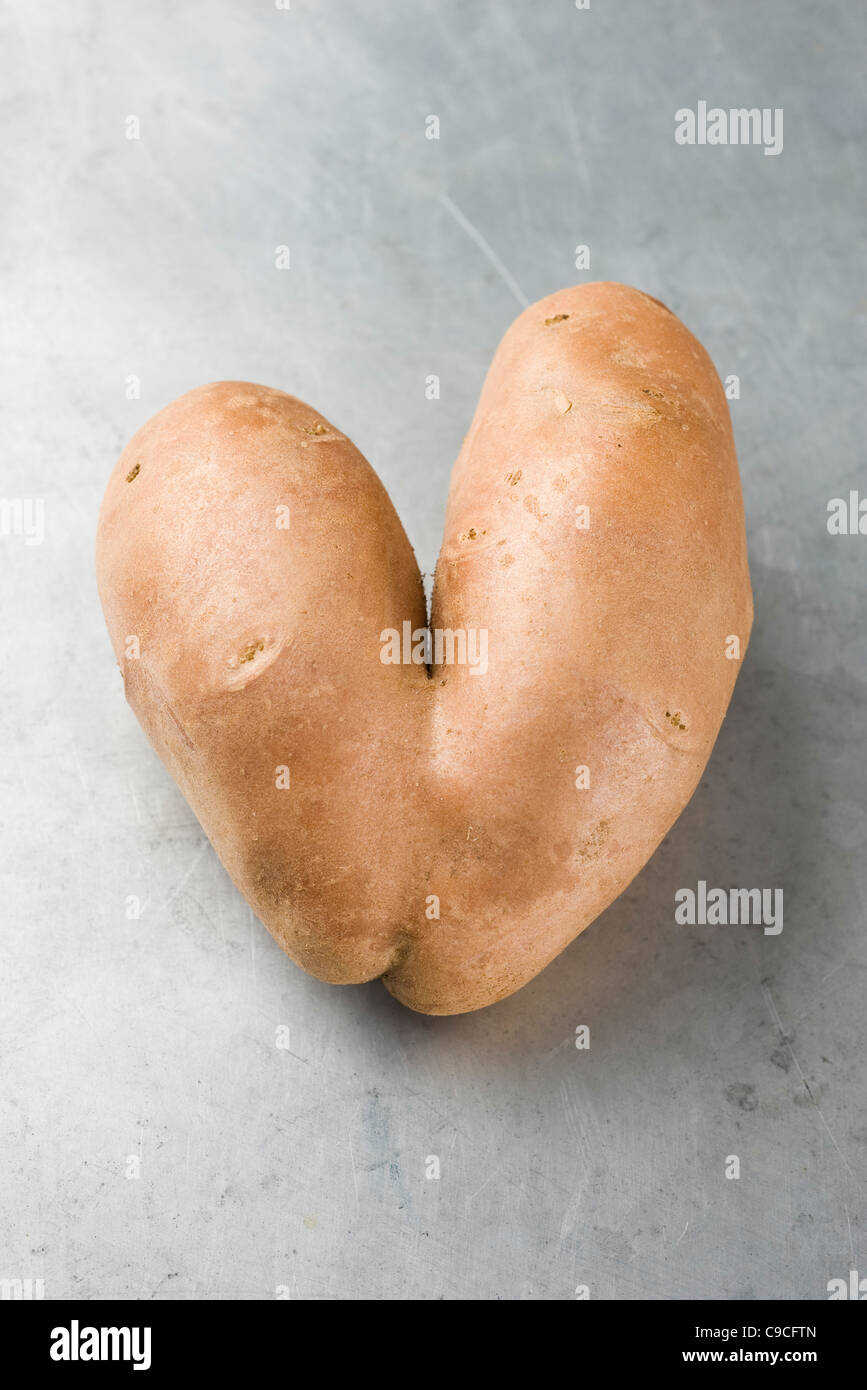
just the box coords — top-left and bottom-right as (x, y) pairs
(125, 462), (140, 482)
(304, 422), (328, 436)
(505, 470), (522, 486)
(555, 393), (572, 414)
(523, 495), (543, 520)
(223, 393), (282, 425)
(240, 640), (265, 664)
(574, 817), (612, 863)
(665, 710), (687, 731)
(544, 313), (570, 326)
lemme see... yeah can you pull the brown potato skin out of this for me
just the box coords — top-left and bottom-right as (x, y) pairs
(96, 283), (752, 1014)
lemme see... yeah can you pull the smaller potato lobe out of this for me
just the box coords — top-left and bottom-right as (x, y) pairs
(95, 282), (753, 1014)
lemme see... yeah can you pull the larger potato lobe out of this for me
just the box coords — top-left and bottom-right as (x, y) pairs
(96, 283), (752, 1013)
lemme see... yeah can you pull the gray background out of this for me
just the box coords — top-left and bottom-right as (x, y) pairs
(1, 0), (864, 1301)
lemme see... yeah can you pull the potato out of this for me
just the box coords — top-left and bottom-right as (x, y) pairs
(96, 282), (752, 1014)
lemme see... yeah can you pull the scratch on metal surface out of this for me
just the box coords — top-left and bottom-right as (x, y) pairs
(439, 192), (529, 309)
(820, 962), (845, 984)
(558, 1188), (586, 1245)
(127, 779), (143, 825)
(248, 908), (258, 1018)
(762, 982), (855, 1181)
(844, 1202), (855, 1268)
(150, 840), (210, 924)
(348, 1128), (359, 1205)
(467, 1171), (496, 1203)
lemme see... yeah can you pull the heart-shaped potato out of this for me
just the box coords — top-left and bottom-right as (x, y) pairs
(96, 282), (752, 1014)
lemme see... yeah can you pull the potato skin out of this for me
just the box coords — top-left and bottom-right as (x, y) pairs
(96, 284), (752, 1014)
(386, 282), (752, 1011)
(96, 382), (431, 985)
